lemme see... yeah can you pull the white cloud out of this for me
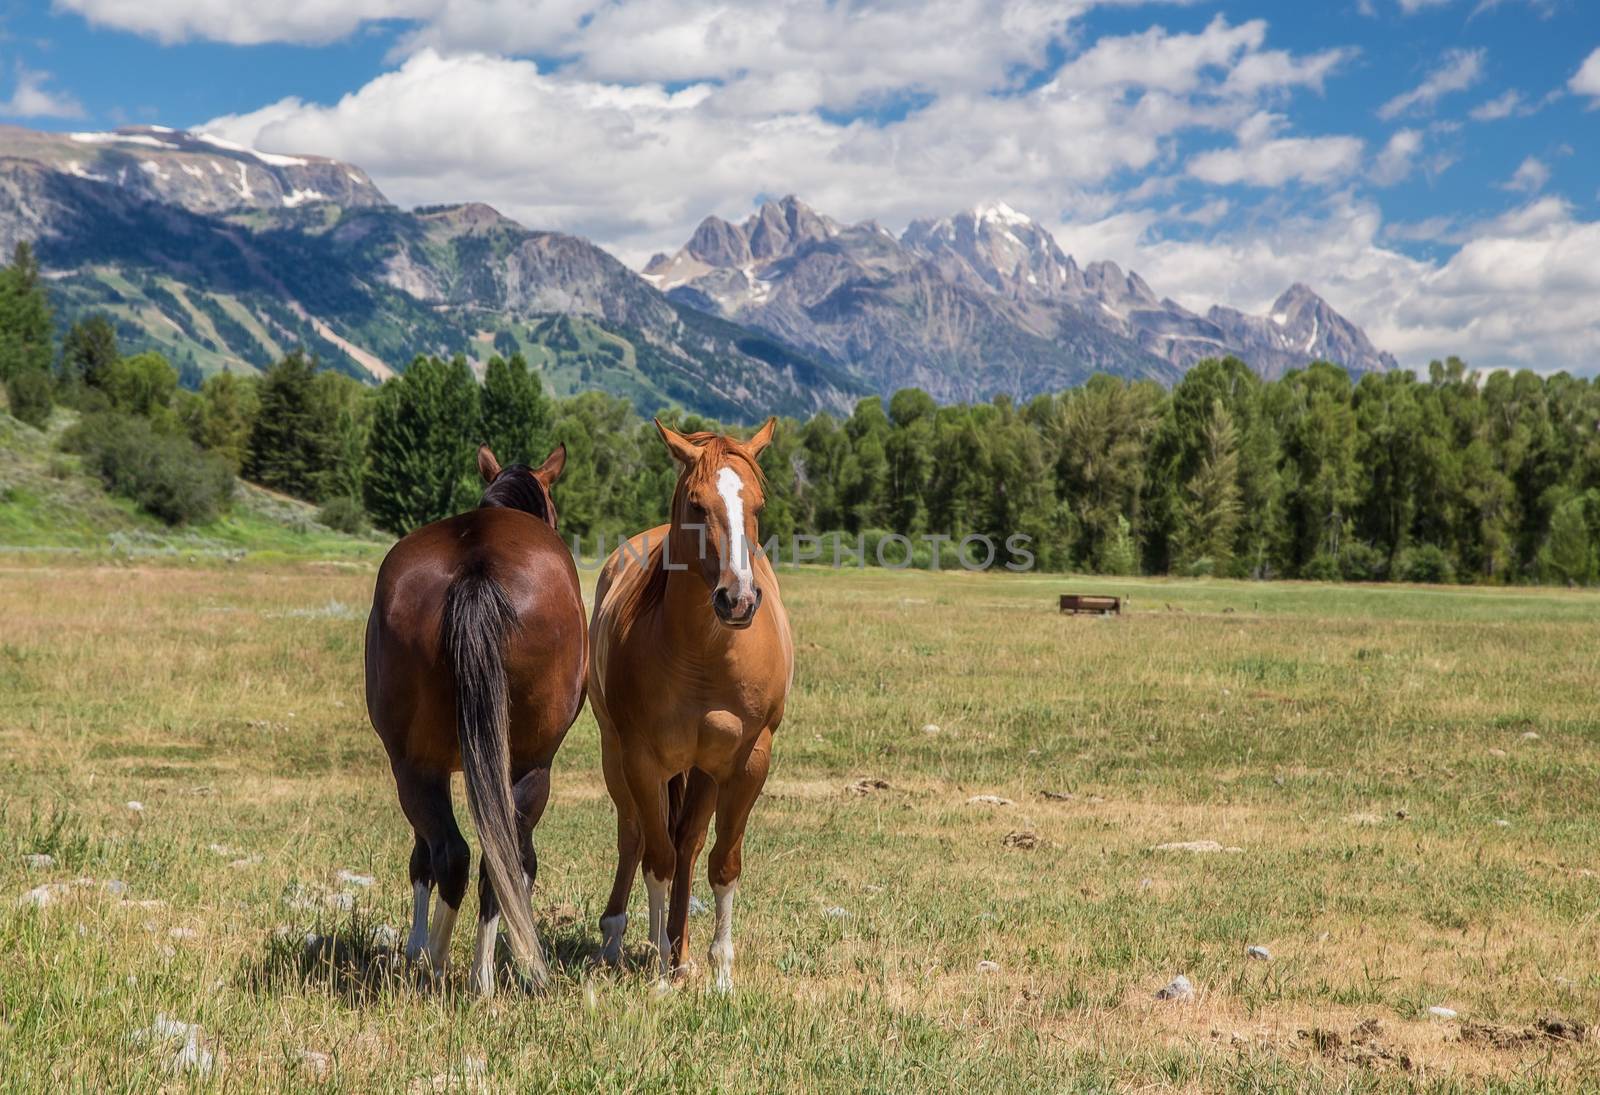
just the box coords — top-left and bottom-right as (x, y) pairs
(1469, 89), (1525, 120)
(1186, 113), (1363, 187)
(1571, 47), (1600, 105)
(1499, 156), (1549, 193)
(203, 20), (1348, 263)
(1397, 0), (1453, 11)
(0, 65), (84, 119)
(56, 0), (1109, 111)
(1371, 128), (1423, 185)
(53, 0), (434, 46)
(1378, 48), (1485, 119)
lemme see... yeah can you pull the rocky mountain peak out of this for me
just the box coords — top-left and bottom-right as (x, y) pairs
(745, 195), (836, 260)
(902, 200), (1079, 299)
(0, 124), (389, 217)
(686, 214), (752, 268)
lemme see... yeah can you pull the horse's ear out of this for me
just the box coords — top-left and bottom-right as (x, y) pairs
(532, 442), (566, 486)
(743, 416), (777, 458)
(654, 418), (701, 467)
(477, 445), (501, 484)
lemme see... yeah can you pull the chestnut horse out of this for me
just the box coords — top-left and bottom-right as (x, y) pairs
(588, 418), (793, 991)
(365, 444), (586, 996)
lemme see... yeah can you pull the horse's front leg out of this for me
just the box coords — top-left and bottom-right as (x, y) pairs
(705, 727), (772, 994)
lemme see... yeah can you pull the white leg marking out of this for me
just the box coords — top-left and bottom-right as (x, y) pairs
(709, 882), (737, 995)
(426, 894), (459, 973)
(405, 880), (430, 962)
(643, 872), (671, 981)
(716, 467), (754, 599)
(599, 913), (628, 966)
(471, 914), (499, 997)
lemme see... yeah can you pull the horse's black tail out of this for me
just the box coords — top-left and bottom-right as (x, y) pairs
(441, 567), (542, 979)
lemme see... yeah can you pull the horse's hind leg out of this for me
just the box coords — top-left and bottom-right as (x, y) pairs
(667, 769), (717, 976)
(404, 836), (431, 962)
(396, 763), (469, 976)
(705, 727), (773, 994)
(472, 766), (552, 996)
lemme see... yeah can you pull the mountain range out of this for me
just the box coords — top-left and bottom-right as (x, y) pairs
(0, 123), (1396, 420)
(646, 197), (1396, 401)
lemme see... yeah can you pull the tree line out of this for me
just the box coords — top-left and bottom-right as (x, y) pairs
(3, 243), (1597, 584)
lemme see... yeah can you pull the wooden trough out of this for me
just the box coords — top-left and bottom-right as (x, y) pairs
(1059, 593), (1122, 616)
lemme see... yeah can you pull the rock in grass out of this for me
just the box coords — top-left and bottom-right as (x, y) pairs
(976, 960), (1000, 974)
(966, 794), (1013, 806)
(1247, 945), (1272, 961)
(22, 853), (55, 869)
(1002, 830), (1040, 850)
(136, 1014), (216, 1077)
(1428, 1006), (1457, 1020)
(688, 895), (709, 916)
(822, 906), (850, 920)
(846, 778), (890, 796)
(1156, 975), (1195, 1001)
(126, 801), (144, 814)
(1152, 840), (1228, 853)
(298, 1051), (331, 1081)
(372, 924), (401, 949)
(336, 870), (375, 888)
(19, 884), (61, 909)
(920, 724), (941, 736)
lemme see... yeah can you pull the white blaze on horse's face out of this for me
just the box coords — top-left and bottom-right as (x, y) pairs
(707, 461), (762, 627)
(717, 467), (753, 595)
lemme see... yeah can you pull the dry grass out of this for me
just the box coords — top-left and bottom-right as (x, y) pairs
(2, 557), (1599, 1091)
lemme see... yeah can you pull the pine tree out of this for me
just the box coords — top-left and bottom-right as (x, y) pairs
(244, 351), (345, 501)
(480, 353), (551, 466)
(60, 314), (121, 391)
(363, 355), (480, 535)
(1173, 399), (1243, 574)
(0, 242), (53, 383)
(1539, 495), (1596, 586)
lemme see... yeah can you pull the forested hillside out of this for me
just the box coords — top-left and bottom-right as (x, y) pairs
(3, 243), (1596, 582)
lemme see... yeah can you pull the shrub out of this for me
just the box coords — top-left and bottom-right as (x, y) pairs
(1301, 553), (1340, 582)
(316, 495), (369, 536)
(66, 412), (234, 525)
(1338, 541), (1387, 583)
(5, 369), (52, 428)
(1394, 543), (1456, 585)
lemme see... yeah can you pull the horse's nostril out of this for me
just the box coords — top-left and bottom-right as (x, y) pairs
(713, 588), (733, 615)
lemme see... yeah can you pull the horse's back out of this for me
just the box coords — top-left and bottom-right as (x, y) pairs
(366, 507), (587, 769)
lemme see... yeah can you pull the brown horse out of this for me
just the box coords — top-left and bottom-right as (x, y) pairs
(364, 444), (586, 996)
(588, 418), (793, 991)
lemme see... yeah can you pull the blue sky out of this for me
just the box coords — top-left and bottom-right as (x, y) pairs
(2, 0), (1597, 372)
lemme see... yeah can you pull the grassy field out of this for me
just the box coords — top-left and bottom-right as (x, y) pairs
(2, 554), (1598, 1092)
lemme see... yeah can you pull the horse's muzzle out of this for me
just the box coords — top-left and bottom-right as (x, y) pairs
(713, 586), (762, 628)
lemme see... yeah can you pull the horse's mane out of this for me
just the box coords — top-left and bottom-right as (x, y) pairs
(478, 465), (554, 525)
(616, 433), (765, 631)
